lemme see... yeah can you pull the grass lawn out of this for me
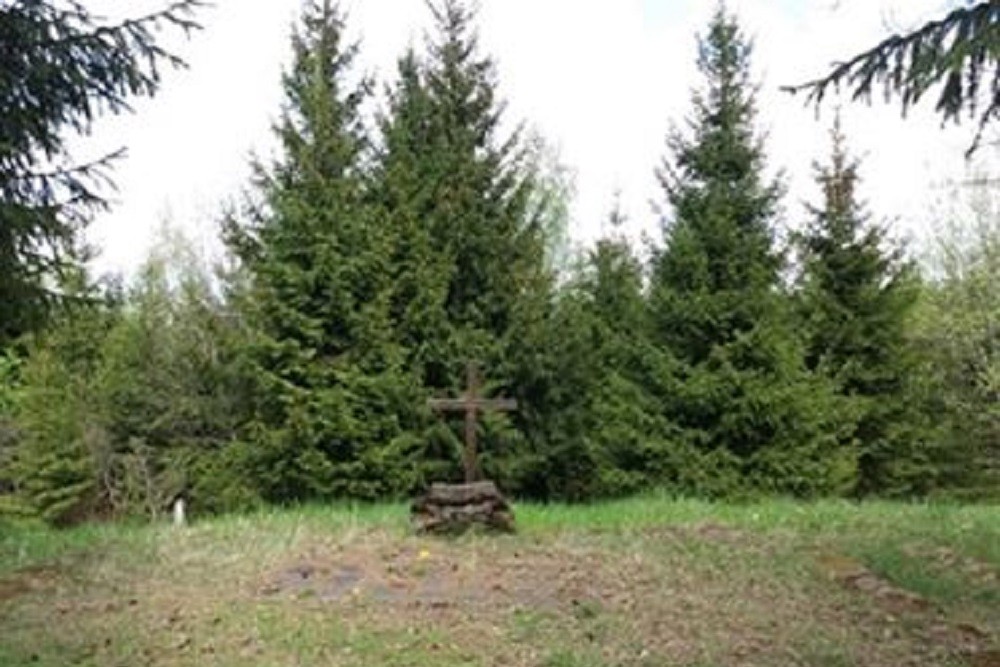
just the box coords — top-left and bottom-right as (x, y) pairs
(1, 497), (998, 666)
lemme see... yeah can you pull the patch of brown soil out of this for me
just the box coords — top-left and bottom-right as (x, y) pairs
(0, 577), (29, 603)
(259, 543), (602, 611)
(815, 553), (930, 614)
(257, 534), (908, 666)
(816, 552), (1000, 664)
(967, 649), (1000, 667)
(921, 620), (992, 655)
(0, 565), (60, 603)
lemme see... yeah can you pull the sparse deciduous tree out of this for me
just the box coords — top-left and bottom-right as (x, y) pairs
(913, 176), (1000, 498)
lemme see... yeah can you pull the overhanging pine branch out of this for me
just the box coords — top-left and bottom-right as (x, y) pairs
(783, 2), (1000, 156)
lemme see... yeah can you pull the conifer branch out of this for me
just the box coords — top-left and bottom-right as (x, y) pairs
(784, 2), (1000, 156)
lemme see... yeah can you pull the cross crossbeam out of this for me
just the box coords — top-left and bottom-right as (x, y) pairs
(427, 398), (519, 411)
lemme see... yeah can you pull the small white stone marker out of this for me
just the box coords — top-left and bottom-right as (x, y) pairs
(173, 497), (186, 527)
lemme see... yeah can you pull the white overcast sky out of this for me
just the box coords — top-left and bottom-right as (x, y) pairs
(77, 0), (984, 275)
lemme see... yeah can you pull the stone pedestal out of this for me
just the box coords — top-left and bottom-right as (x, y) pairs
(410, 481), (515, 534)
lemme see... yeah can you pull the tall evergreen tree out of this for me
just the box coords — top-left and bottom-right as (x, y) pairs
(375, 48), (452, 397)
(649, 4), (849, 497)
(651, 5), (783, 363)
(0, 1), (201, 345)
(5, 289), (118, 524)
(374, 1), (549, 488)
(226, 1), (420, 502)
(798, 116), (926, 496)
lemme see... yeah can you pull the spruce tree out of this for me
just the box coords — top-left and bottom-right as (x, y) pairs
(798, 117), (925, 496)
(0, 1), (201, 345)
(375, 49), (452, 395)
(541, 208), (676, 499)
(0, 351), (21, 515)
(226, 1), (419, 502)
(7, 294), (118, 524)
(650, 4), (849, 497)
(374, 1), (549, 488)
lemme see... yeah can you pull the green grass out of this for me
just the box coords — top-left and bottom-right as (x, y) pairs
(1, 497), (997, 667)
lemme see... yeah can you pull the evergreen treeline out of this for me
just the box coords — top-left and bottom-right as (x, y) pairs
(2, 1), (997, 524)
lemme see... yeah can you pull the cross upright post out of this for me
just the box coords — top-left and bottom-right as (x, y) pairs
(427, 361), (518, 483)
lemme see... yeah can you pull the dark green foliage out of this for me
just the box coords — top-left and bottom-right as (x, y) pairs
(797, 118), (929, 496)
(4, 229), (250, 524)
(0, 356), (18, 518)
(5, 0), (997, 519)
(13, 355), (97, 525)
(226, 1), (424, 502)
(97, 233), (250, 516)
(372, 49), (456, 487)
(6, 295), (116, 524)
(388, 0), (543, 360)
(649, 5), (849, 498)
(0, 0), (201, 345)
(651, 6), (782, 362)
(0, 353), (20, 488)
(787, 2), (1000, 155)
(374, 0), (550, 490)
(537, 211), (678, 500)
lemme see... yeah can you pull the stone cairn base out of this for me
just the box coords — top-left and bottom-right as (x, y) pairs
(411, 481), (515, 534)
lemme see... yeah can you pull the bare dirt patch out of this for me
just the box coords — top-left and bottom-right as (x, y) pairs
(815, 551), (1000, 665)
(968, 649), (1000, 667)
(816, 552), (931, 614)
(0, 565), (60, 604)
(260, 540), (620, 611)
(255, 530), (979, 666)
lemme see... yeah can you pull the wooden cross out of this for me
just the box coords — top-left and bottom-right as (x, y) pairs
(427, 362), (518, 483)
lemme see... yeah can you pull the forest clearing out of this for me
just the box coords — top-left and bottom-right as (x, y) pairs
(3, 2), (1000, 665)
(2, 499), (998, 667)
